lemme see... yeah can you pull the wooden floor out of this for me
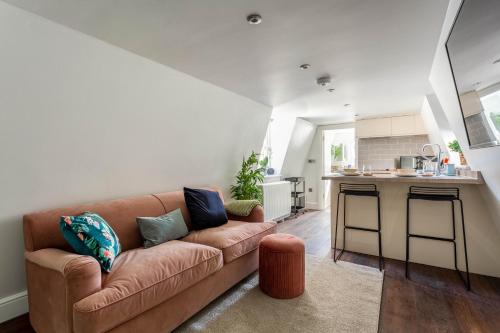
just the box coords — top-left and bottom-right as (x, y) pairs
(280, 210), (500, 333)
(2, 209), (500, 333)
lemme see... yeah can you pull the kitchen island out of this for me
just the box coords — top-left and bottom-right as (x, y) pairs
(322, 172), (500, 277)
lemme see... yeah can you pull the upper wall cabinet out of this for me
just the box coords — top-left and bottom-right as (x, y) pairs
(356, 114), (427, 138)
(356, 117), (391, 138)
(413, 114), (427, 135)
(390, 116), (415, 136)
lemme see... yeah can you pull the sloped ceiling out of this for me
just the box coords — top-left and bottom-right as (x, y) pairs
(4, 0), (449, 123)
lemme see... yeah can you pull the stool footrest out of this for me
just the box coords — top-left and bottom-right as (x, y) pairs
(346, 225), (380, 232)
(408, 233), (455, 242)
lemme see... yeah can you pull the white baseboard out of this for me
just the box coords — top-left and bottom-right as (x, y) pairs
(0, 290), (28, 324)
(306, 201), (320, 210)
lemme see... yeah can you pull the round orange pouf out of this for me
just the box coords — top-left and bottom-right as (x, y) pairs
(259, 233), (305, 299)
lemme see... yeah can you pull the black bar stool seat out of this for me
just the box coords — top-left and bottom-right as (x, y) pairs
(334, 183), (384, 271)
(405, 186), (471, 290)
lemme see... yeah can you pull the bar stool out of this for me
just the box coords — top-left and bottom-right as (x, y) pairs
(334, 183), (383, 271)
(405, 186), (470, 290)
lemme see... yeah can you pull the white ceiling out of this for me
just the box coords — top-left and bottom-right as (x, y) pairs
(4, 0), (449, 123)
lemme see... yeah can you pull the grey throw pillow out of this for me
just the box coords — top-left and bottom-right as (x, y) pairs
(136, 208), (189, 248)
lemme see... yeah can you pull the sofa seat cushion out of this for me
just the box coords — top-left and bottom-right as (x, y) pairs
(181, 220), (277, 264)
(73, 240), (222, 333)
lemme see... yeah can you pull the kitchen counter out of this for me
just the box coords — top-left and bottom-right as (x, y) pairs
(322, 170), (500, 277)
(322, 172), (483, 185)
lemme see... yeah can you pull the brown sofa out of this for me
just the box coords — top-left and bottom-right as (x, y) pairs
(23, 189), (276, 333)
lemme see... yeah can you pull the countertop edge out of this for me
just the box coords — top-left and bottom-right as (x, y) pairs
(321, 174), (484, 185)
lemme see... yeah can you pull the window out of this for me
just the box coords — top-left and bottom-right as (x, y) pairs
(480, 89), (500, 142)
(323, 128), (355, 174)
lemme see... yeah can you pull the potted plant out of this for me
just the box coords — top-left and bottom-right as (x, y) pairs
(448, 140), (467, 165)
(231, 151), (267, 203)
(330, 143), (344, 172)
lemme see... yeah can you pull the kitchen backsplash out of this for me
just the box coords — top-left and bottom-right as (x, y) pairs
(357, 135), (429, 170)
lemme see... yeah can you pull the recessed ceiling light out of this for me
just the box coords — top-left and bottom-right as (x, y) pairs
(316, 76), (331, 87)
(299, 64), (311, 70)
(344, 103), (350, 107)
(247, 13), (262, 25)
(327, 88), (335, 92)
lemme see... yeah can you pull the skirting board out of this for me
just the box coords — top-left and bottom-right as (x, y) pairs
(306, 201), (320, 210)
(0, 290), (28, 324)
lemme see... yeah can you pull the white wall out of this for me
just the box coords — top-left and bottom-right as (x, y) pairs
(0, 1), (271, 319)
(429, 0), (500, 225)
(281, 118), (316, 177)
(420, 97), (447, 151)
(420, 95), (461, 164)
(266, 106), (300, 174)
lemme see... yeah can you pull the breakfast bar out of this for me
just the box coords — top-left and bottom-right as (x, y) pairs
(321, 172), (500, 276)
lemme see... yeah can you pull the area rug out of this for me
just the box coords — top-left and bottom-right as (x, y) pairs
(175, 255), (383, 333)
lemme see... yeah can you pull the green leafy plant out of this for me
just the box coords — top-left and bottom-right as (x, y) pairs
(331, 144), (344, 162)
(448, 140), (462, 153)
(231, 151), (266, 203)
(489, 112), (500, 132)
(259, 155), (269, 169)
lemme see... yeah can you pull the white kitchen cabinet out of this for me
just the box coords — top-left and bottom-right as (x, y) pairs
(391, 116), (415, 136)
(356, 117), (391, 138)
(413, 114), (427, 134)
(356, 114), (427, 138)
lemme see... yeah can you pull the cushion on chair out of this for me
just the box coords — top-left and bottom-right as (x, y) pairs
(73, 240), (223, 332)
(182, 220), (277, 263)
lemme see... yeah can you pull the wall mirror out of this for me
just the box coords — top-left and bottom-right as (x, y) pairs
(446, 0), (500, 149)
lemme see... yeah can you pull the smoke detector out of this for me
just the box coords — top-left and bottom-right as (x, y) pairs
(247, 14), (262, 25)
(316, 76), (331, 87)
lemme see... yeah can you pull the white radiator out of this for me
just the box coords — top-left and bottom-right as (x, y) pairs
(261, 181), (291, 221)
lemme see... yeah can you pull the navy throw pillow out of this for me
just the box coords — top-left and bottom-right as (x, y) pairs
(183, 187), (228, 230)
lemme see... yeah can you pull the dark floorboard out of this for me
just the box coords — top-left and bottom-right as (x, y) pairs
(280, 209), (500, 333)
(1, 209), (499, 332)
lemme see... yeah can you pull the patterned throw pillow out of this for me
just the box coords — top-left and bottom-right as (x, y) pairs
(60, 212), (121, 272)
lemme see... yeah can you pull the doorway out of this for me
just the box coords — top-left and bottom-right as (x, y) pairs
(321, 128), (355, 208)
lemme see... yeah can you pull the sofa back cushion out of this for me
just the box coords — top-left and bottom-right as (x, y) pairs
(23, 188), (224, 252)
(24, 195), (165, 252)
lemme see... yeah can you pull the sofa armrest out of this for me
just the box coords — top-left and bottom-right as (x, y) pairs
(226, 204), (265, 223)
(25, 248), (102, 333)
(26, 248), (101, 277)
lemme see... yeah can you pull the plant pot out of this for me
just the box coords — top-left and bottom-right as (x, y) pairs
(459, 152), (467, 166)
